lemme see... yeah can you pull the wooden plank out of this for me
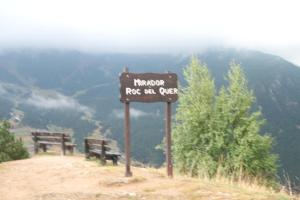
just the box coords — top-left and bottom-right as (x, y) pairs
(105, 152), (121, 156)
(85, 138), (109, 145)
(37, 141), (61, 145)
(31, 132), (71, 137)
(34, 135), (71, 140)
(119, 72), (178, 103)
(38, 141), (75, 146)
(89, 149), (102, 155)
(89, 149), (120, 156)
(65, 142), (76, 146)
(88, 144), (111, 151)
(35, 137), (71, 143)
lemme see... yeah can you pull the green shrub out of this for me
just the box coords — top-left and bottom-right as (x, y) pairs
(0, 121), (29, 163)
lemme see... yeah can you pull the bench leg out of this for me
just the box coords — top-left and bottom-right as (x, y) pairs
(112, 157), (118, 166)
(33, 137), (39, 154)
(34, 143), (39, 154)
(69, 146), (74, 155)
(61, 147), (66, 156)
(42, 144), (47, 152)
(101, 157), (107, 165)
(60, 134), (66, 156)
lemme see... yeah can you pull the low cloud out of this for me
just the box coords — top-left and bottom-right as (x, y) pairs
(0, 84), (7, 95)
(112, 108), (150, 119)
(1, 0), (300, 66)
(26, 92), (90, 113)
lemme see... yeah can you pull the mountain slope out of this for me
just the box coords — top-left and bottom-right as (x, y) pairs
(0, 48), (300, 180)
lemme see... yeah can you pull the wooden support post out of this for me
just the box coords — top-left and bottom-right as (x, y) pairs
(101, 140), (107, 165)
(84, 139), (89, 159)
(112, 156), (118, 165)
(69, 146), (74, 154)
(165, 101), (173, 178)
(124, 67), (132, 177)
(33, 134), (39, 154)
(61, 134), (66, 156)
(42, 144), (47, 152)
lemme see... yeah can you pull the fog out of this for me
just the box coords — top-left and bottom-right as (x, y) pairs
(1, 0), (300, 64)
(26, 92), (91, 113)
(112, 108), (153, 119)
(0, 85), (7, 95)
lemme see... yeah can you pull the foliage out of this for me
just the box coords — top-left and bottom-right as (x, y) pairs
(0, 121), (29, 163)
(173, 57), (278, 186)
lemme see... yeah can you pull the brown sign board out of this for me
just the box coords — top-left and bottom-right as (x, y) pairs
(119, 72), (178, 103)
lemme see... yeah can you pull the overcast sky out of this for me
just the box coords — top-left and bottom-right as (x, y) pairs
(1, 0), (300, 65)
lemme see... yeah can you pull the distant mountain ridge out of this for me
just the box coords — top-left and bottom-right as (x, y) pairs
(0, 48), (300, 181)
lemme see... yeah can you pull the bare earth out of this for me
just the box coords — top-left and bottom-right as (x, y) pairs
(0, 155), (291, 200)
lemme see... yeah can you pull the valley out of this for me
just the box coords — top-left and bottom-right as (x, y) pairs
(1, 48), (300, 182)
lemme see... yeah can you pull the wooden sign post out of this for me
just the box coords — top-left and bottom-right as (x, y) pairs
(165, 101), (173, 177)
(119, 68), (178, 177)
(123, 67), (133, 177)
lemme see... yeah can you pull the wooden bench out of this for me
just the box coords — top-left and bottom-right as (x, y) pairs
(32, 131), (76, 155)
(84, 138), (121, 165)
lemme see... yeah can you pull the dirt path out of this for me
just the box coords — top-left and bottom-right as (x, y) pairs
(0, 155), (178, 200)
(0, 155), (291, 200)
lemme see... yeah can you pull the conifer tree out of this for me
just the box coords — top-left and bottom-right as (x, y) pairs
(218, 62), (277, 182)
(0, 121), (29, 163)
(173, 57), (216, 176)
(173, 58), (277, 185)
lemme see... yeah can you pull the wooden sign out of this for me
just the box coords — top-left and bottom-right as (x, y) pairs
(119, 72), (178, 103)
(120, 68), (177, 178)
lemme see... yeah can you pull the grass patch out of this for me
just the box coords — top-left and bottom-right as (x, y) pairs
(179, 176), (294, 200)
(143, 188), (156, 193)
(128, 176), (147, 184)
(100, 176), (147, 187)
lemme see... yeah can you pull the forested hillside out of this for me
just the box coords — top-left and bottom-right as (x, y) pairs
(0, 48), (300, 180)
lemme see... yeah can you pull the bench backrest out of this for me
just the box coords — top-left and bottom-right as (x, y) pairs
(84, 138), (111, 151)
(31, 132), (71, 143)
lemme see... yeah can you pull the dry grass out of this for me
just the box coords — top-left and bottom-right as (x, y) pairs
(0, 154), (296, 200)
(100, 176), (147, 187)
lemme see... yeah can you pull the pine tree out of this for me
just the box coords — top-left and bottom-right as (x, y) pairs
(218, 62), (277, 183)
(0, 121), (29, 163)
(173, 58), (278, 185)
(173, 57), (217, 176)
